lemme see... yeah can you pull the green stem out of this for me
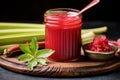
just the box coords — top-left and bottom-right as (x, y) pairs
(82, 26), (107, 34)
(82, 32), (95, 45)
(0, 22), (44, 29)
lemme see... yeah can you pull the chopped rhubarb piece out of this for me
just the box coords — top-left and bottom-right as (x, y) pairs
(87, 36), (113, 52)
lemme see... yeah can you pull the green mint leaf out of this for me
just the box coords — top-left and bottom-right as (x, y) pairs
(18, 53), (33, 61)
(18, 37), (55, 70)
(28, 59), (38, 70)
(37, 58), (47, 65)
(30, 37), (38, 54)
(19, 44), (32, 54)
(36, 49), (55, 58)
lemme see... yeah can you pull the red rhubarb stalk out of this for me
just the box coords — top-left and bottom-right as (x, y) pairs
(4, 41), (45, 57)
(117, 38), (120, 42)
(108, 40), (120, 48)
(109, 39), (120, 58)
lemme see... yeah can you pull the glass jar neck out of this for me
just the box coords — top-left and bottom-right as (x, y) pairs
(44, 8), (82, 28)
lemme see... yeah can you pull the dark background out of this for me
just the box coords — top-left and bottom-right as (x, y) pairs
(0, 0), (119, 23)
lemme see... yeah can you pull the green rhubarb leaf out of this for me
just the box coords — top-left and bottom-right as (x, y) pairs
(30, 37), (38, 54)
(28, 59), (38, 70)
(18, 53), (33, 61)
(36, 49), (55, 58)
(19, 44), (32, 54)
(37, 58), (47, 65)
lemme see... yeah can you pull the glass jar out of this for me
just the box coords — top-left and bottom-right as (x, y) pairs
(44, 8), (83, 61)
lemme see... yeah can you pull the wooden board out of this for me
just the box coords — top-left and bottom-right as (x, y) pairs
(0, 51), (120, 77)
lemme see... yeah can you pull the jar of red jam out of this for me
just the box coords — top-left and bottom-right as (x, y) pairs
(44, 8), (83, 61)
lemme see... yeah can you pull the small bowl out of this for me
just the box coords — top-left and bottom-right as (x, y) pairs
(83, 43), (118, 61)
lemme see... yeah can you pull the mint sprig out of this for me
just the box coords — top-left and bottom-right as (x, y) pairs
(18, 37), (55, 70)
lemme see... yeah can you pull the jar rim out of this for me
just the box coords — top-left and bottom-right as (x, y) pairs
(44, 8), (82, 17)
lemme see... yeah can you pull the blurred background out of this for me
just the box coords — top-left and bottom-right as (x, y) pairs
(0, 0), (119, 23)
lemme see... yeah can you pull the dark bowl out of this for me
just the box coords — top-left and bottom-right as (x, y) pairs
(83, 43), (118, 61)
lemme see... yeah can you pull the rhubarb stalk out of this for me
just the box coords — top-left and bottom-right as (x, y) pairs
(3, 41), (45, 57)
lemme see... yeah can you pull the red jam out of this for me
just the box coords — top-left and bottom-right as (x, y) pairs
(86, 36), (113, 52)
(44, 8), (82, 61)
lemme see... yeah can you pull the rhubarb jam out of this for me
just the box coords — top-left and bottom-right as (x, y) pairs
(44, 8), (83, 61)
